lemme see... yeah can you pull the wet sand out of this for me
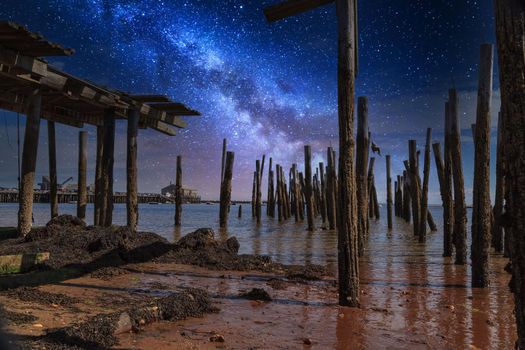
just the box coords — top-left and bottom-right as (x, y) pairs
(0, 213), (516, 349)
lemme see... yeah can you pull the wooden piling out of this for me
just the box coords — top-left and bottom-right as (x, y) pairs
(94, 125), (104, 226)
(326, 147), (336, 230)
(276, 165), (283, 221)
(304, 145), (315, 231)
(433, 141), (452, 256)
(251, 171), (256, 218)
(255, 160), (262, 224)
(18, 89), (41, 236)
(238, 204), (242, 218)
(219, 151), (234, 227)
(356, 96), (369, 254)
(408, 141), (421, 237)
(471, 43), (494, 287)
(175, 155), (182, 227)
(127, 108), (139, 231)
(77, 131), (88, 221)
(319, 162), (327, 224)
(419, 128), (432, 242)
(101, 109), (116, 227)
(220, 138), (227, 184)
(492, 112), (505, 253)
(335, 0), (359, 307)
(494, 2), (525, 345)
(367, 157), (376, 220)
(47, 121), (58, 219)
(449, 89), (467, 264)
(267, 158), (274, 217)
(386, 155), (393, 229)
(402, 171), (411, 223)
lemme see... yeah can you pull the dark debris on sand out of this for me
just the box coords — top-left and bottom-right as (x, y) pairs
(239, 288), (272, 302)
(1, 287), (80, 307)
(16, 289), (217, 350)
(0, 307), (37, 325)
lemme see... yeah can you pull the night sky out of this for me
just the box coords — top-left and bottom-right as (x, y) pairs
(0, 0), (498, 203)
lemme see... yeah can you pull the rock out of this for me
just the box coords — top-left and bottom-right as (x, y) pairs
(176, 228), (217, 250)
(303, 338), (312, 345)
(210, 334), (225, 342)
(221, 237), (240, 254)
(239, 288), (272, 302)
(33, 323), (44, 328)
(113, 313), (132, 335)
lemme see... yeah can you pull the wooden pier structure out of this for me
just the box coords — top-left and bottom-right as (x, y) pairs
(0, 21), (199, 234)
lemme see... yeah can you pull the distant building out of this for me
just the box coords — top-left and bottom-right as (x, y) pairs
(161, 183), (200, 203)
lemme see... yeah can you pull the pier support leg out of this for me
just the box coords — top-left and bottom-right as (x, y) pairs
(386, 155), (393, 230)
(94, 125), (104, 226)
(127, 108), (139, 231)
(356, 97), (369, 254)
(175, 155), (182, 227)
(47, 121), (58, 219)
(419, 128), (432, 242)
(219, 152), (234, 227)
(101, 109), (115, 227)
(77, 131), (88, 221)
(18, 89), (41, 236)
(304, 145), (314, 231)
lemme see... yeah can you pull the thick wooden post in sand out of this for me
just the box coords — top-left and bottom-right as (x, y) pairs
(292, 164), (300, 222)
(492, 112), (505, 253)
(367, 157), (378, 220)
(319, 162), (327, 224)
(77, 131), (88, 221)
(94, 125), (104, 226)
(433, 141), (453, 256)
(408, 140), (421, 237)
(276, 165), (283, 221)
(219, 152), (234, 227)
(356, 96), (370, 253)
(238, 204), (242, 218)
(386, 155), (393, 229)
(264, 0), (359, 306)
(419, 128), (432, 242)
(18, 89), (41, 236)
(175, 155), (182, 227)
(220, 138), (227, 184)
(304, 145), (315, 231)
(471, 43), (494, 288)
(127, 108), (140, 231)
(326, 147), (336, 230)
(102, 111), (116, 227)
(251, 171), (256, 218)
(494, 1), (525, 345)
(267, 158), (274, 217)
(449, 89), (467, 265)
(402, 171), (411, 222)
(47, 121), (58, 219)
(255, 160), (262, 224)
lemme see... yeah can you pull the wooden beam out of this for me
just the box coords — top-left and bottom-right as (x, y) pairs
(264, 0), (334, 22)
(131, 95), (171, 103)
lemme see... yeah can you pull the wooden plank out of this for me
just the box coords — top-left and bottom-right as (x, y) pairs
(141, 119), (177, 136)
(148, 102), (201, 116)
(131, 95), (171, 103)
(264, 0), (334, 22)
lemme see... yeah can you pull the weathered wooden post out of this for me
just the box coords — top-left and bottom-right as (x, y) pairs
(219, 151), (235, 227)
(356, 96), (370, 252)
(471, 43), (494, 287)
(408, 141), (421, 237)
(276, 164), (283, 221)
(264, 0), (360, 306)
(326, 147), (336, 230)
(175, 155), (182, 227)
(449, 89), (467, 265)
(77, 131), (88, 221)
(251, 170), (256, 218)
(433, 141), (453, 256)
(304, 145), (315, 231)
(494, 1), (525, 345)
(94, 125), (104, 226)
(402, 171), (411, 223)
(386, 155), (393, 229)
(47, 121), (58, 219)
(220, 138), (227, 184)
(419, 128), (432, 242)
(238, 204), (242, 218)
(319, 162), (327, 223)
(127, 108), (139, 231)
(292, 164), (300, 222)
(267, 157), (274, 217)
(18, 89), (42, 236)
(102, 110), (116, 227)
(492, 112), (505, 253)
(298, 172), (305, 221)
(367, 157), (376, 220)
(255, 160), (262, 224)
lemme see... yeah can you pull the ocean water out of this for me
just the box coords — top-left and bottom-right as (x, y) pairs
(0, 203), (463, 266)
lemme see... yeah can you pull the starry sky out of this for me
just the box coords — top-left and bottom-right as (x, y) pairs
(0, 0), (498, 203)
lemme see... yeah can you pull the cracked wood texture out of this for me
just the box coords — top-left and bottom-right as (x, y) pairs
(494, 0), (525, 346)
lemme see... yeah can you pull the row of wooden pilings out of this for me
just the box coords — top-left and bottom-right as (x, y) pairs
(15, 96), (148, 235)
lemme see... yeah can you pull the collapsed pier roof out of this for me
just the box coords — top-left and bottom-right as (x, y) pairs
(0, 20), (200, 136)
